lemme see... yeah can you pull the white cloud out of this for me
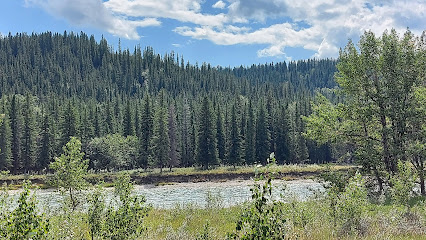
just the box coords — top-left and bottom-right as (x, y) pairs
(212, 1), (226, 9)
(172, 43), (182, 48)
(24, 0), (160, 39)
(25, 0), (426, 59)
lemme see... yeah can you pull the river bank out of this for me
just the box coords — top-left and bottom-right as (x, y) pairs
(0, 164), (355, 189)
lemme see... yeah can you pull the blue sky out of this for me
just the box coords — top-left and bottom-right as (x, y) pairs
(1, 0), (424, 67)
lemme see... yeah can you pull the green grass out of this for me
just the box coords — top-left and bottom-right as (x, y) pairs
(44, 198), (426, 239)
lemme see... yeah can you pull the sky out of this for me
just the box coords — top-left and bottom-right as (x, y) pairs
(0, 0), (424, 67)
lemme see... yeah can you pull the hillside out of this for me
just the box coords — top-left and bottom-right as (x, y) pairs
(0, 31), (337, 174)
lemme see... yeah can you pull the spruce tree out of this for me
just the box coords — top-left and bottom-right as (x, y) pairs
(255, 104), (270, 165)
(227, 103), (243, 167)
(168, 104), (179, 170)
(216, 107), (226, 163)
(10, 95), (22, 173)
(123, 100), (135, 136)
(245, 100), (255, 165)
(38, 111), (54, 171)
(197, 96), (217, 169)
(275, 106), (290, 164)
(139, 94), (153, 169)
(149, 94), (169, 173)
(0, 113), (12, 170)
(60, 101), (79, 149)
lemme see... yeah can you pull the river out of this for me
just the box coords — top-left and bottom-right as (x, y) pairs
(7, 179), (324, 210)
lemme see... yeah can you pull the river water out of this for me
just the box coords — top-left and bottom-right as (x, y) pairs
(8, 179), (324, 210)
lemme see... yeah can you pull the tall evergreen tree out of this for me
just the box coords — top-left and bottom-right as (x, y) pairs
(139, 94), (153, 169)
(179, 98), (195, 167)
(0, 113), (12, 170)
(60, 101), (79, 149)
(168, 104), (179, 170)
(21, 94), (38, 172)
(10, 95), (22, 173)
(245, 100), (255, 165)
(123, 100), (135, 136)
(149, 93), (169, 173)
(227, 103), (243, 167)
(216, 107), (226, 163)
(197, 97), (217, 169)
(93, 106), (103, 137)
(255, 104), (270, 165)
(275, 106), (290, 164)
(38, 111), (54, 171)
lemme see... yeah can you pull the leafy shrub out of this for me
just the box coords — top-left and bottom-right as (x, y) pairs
(102, 173), (151, 239)
(389, 160), (416, 207)
(331, 172), (368, 235)
(228, 153), (286, 239)
(6, 181), (49, 240)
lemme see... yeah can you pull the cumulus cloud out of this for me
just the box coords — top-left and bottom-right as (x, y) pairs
(24, 0), (160, 39)
(25, 0), (426, 59)
(212, 1), (226, 9)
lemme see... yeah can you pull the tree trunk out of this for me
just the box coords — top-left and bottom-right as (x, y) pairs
(373, 166), (384, 193)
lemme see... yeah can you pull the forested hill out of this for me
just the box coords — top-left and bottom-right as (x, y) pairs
(0, 31), (337, 174)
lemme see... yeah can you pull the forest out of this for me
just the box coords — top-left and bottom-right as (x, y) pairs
(0, 31), (337, 174)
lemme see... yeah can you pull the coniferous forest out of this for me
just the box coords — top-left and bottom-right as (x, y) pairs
(0, 31), (337, 174)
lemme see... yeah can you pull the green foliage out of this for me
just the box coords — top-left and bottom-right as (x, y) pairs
(0, 180), (10, 238)
(103, 173), (151, 239)
(50, 137), (89, 211)
(196, 222), (215, 240)
(149, 94), (170, 172)
(305, 29), (426, 193)
(328, 172), (368, 235)
(6, 181), (49, 240)
(0, 113), (12, 170)
(87, 134), (138, 170)
(229, 153), (286, 239)
(389, 160), (416, 207)
(197, 97), (218, 169)
(87, 184), (105, 240)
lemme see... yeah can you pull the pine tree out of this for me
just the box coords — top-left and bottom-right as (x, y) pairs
(216, 107), (226, 163)
(105, 102), (114, 134)
(60, 101), (79, 149)
(94, 106), (103, 137)
(22, 95), (38, 177)
(255, 104), (270, 165)
(197, 97), (217, 169)
(149, 95), (169, 173)
(38, 111), (54, 171)
(139, 94), (153, 169)
(180, 98), (193, 167)
(245, 100), (255, 165)
(275, 106), (290, 164)
(123, 100), (135, 136)
(168, 104), (179, 170)
(227, 103), (243, 167)
(10, 95), (22, 173)
(0, 113), (12, 170)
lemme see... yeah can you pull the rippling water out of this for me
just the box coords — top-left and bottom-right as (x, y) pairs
(8, 179), (324, 210)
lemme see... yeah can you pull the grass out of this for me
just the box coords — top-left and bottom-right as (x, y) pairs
(44, 197), (426, 239)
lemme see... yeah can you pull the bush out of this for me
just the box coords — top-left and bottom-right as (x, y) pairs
(389, 160), (416, 207)
(329, 172), (368, 235)
(6, 181), (49, 240)
(228, 153), (286, 239)
(102, 173), (151, 239)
